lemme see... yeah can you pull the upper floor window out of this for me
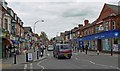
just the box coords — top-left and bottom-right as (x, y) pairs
(91, 28), (94, 34)
(4, 18), (8, 30)
(96, 26), (98, 33)
(112, 21), (116, 29)
(104, 21), (109, 31)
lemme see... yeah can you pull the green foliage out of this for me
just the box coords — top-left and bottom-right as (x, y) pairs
(40, 32), (49, 41)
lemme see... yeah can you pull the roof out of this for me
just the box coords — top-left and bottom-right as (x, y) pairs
(106, 4), (120, 14)
(24, 27), (32, 33)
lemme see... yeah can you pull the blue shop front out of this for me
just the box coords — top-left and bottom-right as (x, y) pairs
(77, 29), (120, 52)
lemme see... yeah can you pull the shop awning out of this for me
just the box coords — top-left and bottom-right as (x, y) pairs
(78, 29), (120, 41)
(2, 38), (13, 45)
(11, 40), (20, 44)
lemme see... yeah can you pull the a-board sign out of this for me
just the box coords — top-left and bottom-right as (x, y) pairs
(28, 53), (33, 61)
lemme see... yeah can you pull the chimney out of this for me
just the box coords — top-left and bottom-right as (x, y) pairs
(84, 20), (89, 26)
(78, 24), (83, 28)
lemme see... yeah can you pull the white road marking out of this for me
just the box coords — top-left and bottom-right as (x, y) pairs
(37, 59), (47, 71)
(89, 61), (95, 64)
(47, 54), (50, 56)
(24, 64), (27, 69)
(30, 63), (33, 71)
(75, 58), (78, 60)
(76, 58), (120, 69)
(88, 60), (119, 69)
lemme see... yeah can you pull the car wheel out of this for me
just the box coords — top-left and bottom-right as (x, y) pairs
(53, 54), (55, 57)
(56, 55), (60, 59)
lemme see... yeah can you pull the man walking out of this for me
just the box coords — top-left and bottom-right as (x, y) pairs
(85, 45), (88, 54)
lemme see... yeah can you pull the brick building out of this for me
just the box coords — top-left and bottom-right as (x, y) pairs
(61, 3), (120, 52)
(77, 3), (120, 52)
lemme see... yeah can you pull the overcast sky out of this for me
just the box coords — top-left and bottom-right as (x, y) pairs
(5, 0), (119, 39)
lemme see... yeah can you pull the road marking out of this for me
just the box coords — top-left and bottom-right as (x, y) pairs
(75, 58), (78, 60)
(89, 61), (95, 64)
(24, 64), (27, 69)
(76, 58), (120, 69)
(37, 59), (47, 71)
(30, 63), (33, 71)
(47, 54), (50, 56)
(88, 60), (119, 69)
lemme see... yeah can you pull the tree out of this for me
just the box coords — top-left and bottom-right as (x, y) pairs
(40, 32), (49, 42)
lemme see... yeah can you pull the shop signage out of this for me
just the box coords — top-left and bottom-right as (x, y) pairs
(28, 52), (33, 61)
(114, 32), (119, 37)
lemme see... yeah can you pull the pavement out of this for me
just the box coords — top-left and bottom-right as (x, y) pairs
(1, 49), (47, 69)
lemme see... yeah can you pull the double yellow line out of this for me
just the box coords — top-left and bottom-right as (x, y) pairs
(0, 64), (12, 69)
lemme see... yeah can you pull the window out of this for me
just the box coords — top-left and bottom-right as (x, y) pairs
(96, 26), (98, 33)
(4, 18), (8, 30)
(91, 28), (94, 34)
(114, 38), (118, 44)
(104, 21), (109, 31)
(86, 31), (87, 35)
(112, 21), (116, 29)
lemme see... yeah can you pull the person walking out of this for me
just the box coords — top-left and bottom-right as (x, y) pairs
(85, 45), (88, 54)
(41, 45), (44, 57)
(38, 45), (42, 57)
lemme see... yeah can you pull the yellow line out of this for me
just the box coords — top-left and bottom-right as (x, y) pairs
(0, 64), (12, 68)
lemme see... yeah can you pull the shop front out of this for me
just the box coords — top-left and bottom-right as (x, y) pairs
(77, 29), (120, 52)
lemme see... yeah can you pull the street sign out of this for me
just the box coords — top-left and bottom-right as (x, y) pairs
(28, 53), (33, 61)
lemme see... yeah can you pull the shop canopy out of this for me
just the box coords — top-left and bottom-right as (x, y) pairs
(11, 40), (20, 44)
(2, 38), (13, 45)
(78, 29), (120, 41)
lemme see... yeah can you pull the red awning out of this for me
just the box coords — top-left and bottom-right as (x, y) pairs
(2, 38), (12, 45)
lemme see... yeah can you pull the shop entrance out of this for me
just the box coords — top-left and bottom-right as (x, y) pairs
(97, 39), (102, 51)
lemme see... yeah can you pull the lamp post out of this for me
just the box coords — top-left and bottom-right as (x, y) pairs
(33, 20), (39, 52)
(33, 20), (44, 52)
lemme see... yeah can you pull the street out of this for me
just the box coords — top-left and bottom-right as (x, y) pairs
(2, 49), (120, 71)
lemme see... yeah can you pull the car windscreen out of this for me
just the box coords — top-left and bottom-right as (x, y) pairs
(49, 45), (53, 48)
(59, 45), (71, 49)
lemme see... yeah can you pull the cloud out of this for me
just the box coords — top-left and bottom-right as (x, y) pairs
(5, 0), (119, 39)
(5, 0), (119, 2)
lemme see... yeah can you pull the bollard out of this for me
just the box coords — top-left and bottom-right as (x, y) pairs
(86, 50), (87, 54)
(111, 48), (113, 56)
(97, 50), (99, 55)
(26, 52), (28, 62)
(37, 51), (39, 59)
(14, 53), (16, 64)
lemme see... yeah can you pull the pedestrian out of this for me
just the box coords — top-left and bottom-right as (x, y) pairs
(80, 45), (82, 52)
(85, 45), (88, 54)
(77, 46), (80, 52)
(38, 45), (42, 57)
(41, 45), (44, 57)
(97, 47), (100, 55)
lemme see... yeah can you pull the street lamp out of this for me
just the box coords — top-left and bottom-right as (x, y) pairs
(33, 20), (44, 52)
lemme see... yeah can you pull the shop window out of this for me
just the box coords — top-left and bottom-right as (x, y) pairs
(114, 38), (118, 44)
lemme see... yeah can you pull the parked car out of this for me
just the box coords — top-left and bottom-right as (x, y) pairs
(53, 44), (72, 59)
(47, 45), (54, 51)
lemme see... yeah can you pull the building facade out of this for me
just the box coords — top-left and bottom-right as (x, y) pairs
(61, 3), (120, 52)
(78, 4), (120, 52)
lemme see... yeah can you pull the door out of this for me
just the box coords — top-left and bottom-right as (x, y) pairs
(97, 39), (102, 51)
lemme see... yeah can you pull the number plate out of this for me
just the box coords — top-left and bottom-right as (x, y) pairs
(64, 54), (68, 56)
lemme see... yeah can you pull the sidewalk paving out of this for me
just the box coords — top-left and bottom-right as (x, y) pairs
(77, 50), (119, 57)
(2, 49), (47, 69)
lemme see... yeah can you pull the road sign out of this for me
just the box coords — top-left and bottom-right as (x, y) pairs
(28, 53), (33, 61)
